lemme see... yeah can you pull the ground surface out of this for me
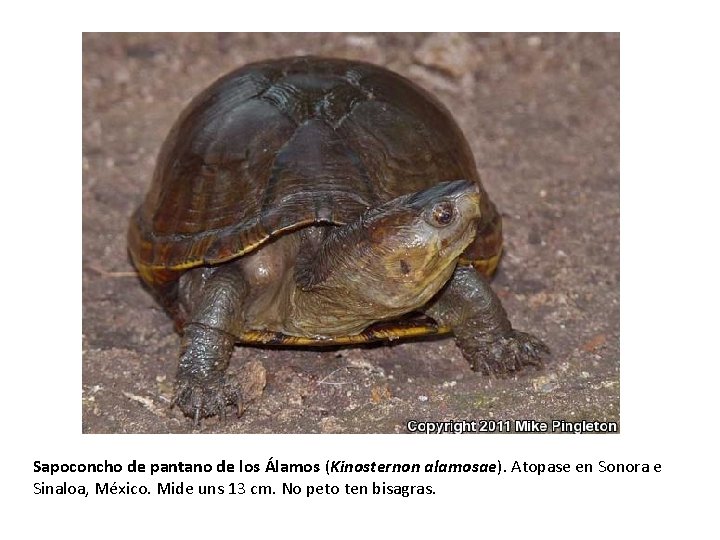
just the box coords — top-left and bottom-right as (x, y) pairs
(82, 33), (619, 433)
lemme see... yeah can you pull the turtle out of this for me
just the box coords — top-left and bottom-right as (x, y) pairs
(128, 56), (549, 423)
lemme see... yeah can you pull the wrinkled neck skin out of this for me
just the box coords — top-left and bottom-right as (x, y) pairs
(285, 220), (460, 338)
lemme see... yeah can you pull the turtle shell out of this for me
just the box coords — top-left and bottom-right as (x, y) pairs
(128, 56), (501, 295)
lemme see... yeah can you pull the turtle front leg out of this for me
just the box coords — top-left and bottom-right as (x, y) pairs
(174, 267), (247, 424)
(426, 266), (549, 374)
(176, 323), (239, 425)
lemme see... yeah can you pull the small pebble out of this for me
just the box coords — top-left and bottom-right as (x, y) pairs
(533, 374), (559, 393)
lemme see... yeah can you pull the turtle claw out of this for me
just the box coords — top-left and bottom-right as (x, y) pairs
(464, 330), (550, 375)
(173, 372), (242, 425)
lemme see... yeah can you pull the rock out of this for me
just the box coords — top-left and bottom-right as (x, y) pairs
(413, 33), (480, 78)
(238, 360), (267, 403)
(532, 373), (559, 393)
(370, 384), (392, 404)
(581, 334), (607, 352)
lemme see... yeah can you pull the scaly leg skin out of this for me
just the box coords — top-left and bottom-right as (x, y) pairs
(426, 266), (549, 374)
(174, 267), (247, 425)
(175, 323), (239, 425)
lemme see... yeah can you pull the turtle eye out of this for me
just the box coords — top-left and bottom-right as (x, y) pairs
(428, 201), (455, 227)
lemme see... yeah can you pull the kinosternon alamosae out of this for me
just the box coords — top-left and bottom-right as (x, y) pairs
(128, 56), (549, 423)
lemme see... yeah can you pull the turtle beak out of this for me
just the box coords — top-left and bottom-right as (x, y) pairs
(454, 182), (482, 222)
(459, 197), (504, 277)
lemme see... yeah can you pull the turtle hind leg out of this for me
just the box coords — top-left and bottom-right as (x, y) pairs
(173, 266), (248, 424)
(426, 265), (549, 375)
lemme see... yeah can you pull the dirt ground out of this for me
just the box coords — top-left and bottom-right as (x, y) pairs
(82, 33), (619, 433)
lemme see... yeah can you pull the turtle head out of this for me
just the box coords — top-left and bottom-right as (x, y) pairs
(292, 180), (482, 334)
(296, 180), (481, 314)
(356, 179), (481, 309)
